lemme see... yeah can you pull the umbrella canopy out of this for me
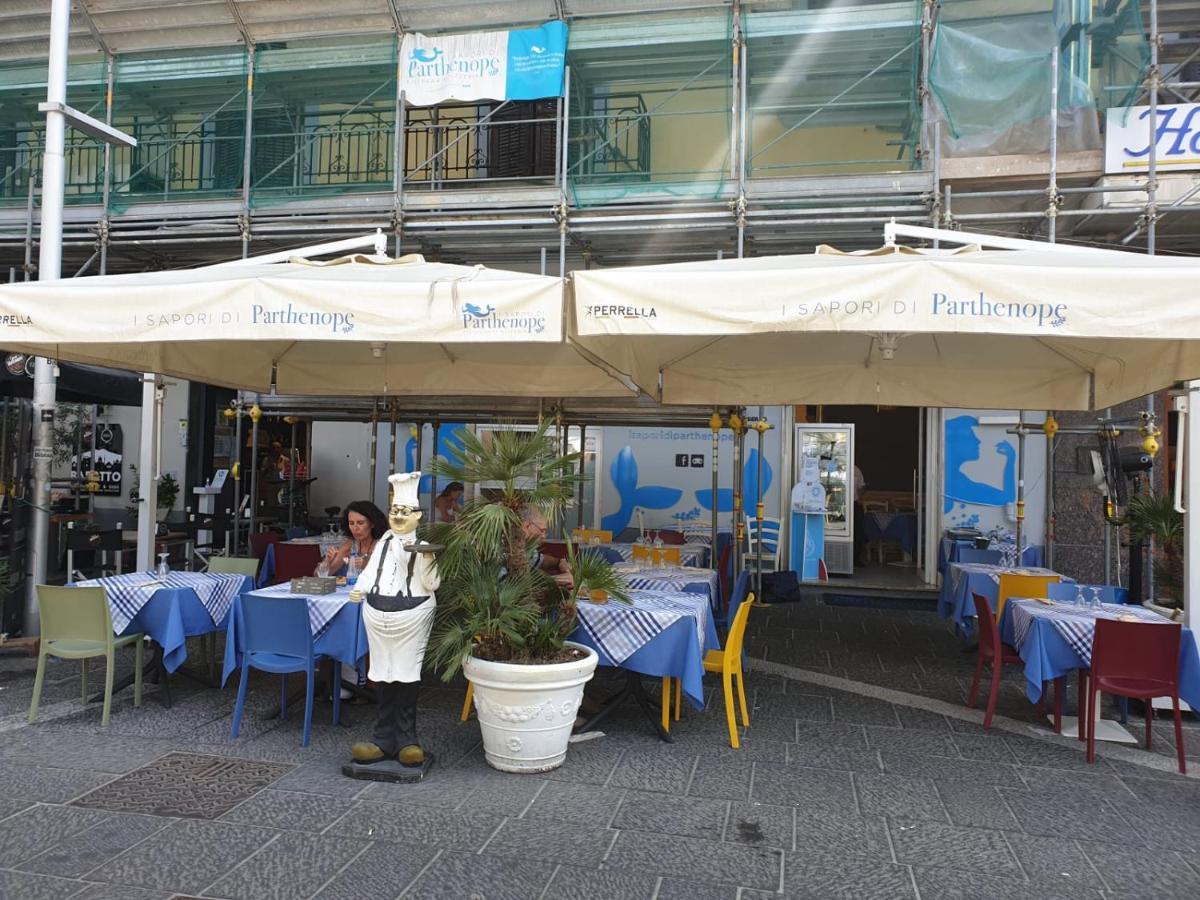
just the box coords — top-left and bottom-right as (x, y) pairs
(0, 254), (631, 398)
(568, 245), (1200, 410)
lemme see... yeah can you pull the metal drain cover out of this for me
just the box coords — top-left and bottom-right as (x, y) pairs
(72, 752), (293, 819)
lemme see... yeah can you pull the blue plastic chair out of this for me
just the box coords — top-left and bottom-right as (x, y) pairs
(1046, 582), (1129, 605)
(597, 547), (624, 564)
(720, 569), (751, 630)
(229, 593), (340, 746)
(957, 547), (1003, 565)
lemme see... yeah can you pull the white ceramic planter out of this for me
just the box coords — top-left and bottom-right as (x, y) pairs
(463, 641), (598, 773)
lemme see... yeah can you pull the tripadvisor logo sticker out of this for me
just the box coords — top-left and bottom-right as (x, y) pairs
(461, 303), (546, 334)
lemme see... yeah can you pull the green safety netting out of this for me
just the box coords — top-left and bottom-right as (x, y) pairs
(566, 9), (731, 207)
(929, 0), (1149, 156)
(744, 0), (923, 178)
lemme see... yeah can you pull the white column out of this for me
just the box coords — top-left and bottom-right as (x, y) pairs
(136, 376), (162, 572)
(1184, 382), (1200, 633)
(24, 0), (71, 633)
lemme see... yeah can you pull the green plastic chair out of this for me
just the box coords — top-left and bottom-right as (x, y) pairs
(29, 585), (144, 727)
(208, 556), (260, 578)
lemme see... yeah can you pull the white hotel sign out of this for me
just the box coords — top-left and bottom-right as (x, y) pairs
(1105, 103), (1200, 174)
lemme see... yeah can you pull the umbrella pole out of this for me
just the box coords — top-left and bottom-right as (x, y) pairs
(731, 410), (745, 580)
(751, 410), (773, 606)
(577, 424), (587, 530)
(1015, 410), (1025, 561)
(389, 405), (398, 476)
(368, 399), (379, 506)
(248, 404), (260, 542)
(287, 418), (297, 532)
(232, 400), (243, 555)
(710, 409), (721, 577)
(429, 421), (441, 521)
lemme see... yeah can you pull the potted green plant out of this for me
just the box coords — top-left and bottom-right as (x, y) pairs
(1125, 492), (1184, 620)
(127, 466), (180, 523)
(424, 420), (628, 773)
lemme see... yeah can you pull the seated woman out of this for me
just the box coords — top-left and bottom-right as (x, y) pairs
(433, 481), (465, 523)
(316, 500), (388, 578)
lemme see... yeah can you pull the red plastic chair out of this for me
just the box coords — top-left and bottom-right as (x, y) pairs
(248, 531), (280, 560)
(1087, 619), (1187, 773)
(967, 592), (1027, 729)
(271, 543), (322, 585)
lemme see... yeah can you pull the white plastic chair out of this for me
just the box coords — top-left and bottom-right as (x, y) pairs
(743, 515), (781, 572)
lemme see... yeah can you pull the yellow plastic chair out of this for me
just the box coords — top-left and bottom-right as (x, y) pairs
(572, 529), (613, 544)
(208, 556), (260, 578)
(29, 585), (144, 727)
(460, 681), (474, 722)
(996, 573), (1061, 623)
(664, 590), (754, 747)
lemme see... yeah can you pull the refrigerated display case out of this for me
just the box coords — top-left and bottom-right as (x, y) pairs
(794, 424), (854, 575)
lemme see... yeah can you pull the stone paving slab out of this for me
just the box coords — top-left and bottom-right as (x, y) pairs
(0, 593), (1196, 898)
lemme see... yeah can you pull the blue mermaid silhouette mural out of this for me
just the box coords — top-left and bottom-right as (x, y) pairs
(944, 414), (1016, 517)
(695, 448), (773, 515)
(601, 447), (683, 534)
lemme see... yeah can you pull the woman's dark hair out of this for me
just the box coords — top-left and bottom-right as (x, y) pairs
(438, 481), (465, 498)
(341, 500), (388, 539)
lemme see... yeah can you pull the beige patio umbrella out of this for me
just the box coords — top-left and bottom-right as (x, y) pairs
(0, 253), (632, 398)
(568, 245), (1200, 410)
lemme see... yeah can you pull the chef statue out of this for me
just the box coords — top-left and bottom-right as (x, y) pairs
(343, 471), (440, 781)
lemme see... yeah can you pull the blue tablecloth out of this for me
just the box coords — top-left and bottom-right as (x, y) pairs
(937, 562), (1064, 630)
(74, 574), (253, 673)
(221, 588), (368, 686)
(865, 512), (917, 555)
(570, 589), (719, 710)
(1000, 599), (1200, 708)
(938, 537), (1043, 575)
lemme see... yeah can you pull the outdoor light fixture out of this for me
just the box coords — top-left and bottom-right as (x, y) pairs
(874, 333), (900, 360)
(371, 342), (386, 358)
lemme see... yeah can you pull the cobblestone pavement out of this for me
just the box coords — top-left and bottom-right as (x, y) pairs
(0, 593), (1198, 899)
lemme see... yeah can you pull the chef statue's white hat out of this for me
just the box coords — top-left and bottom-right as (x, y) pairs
(388, 471), (422, 508)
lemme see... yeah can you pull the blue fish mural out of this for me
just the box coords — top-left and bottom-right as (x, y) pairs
(695, 449), (773, 514)
(601, 446), (683, 534)
(405, 423), (468, 494)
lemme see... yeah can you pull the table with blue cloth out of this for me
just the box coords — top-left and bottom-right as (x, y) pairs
(614, 563), (721, 616)
(76, 571), (251, 673)
(937, 561), (1065, 631)
(865, 512), (917, 557)
(602, 542), (707, 567)
(570, 588), (720, 742)
(1001, 599), (1200, 709)
(937, 537), (1043, 575)
(221, 584), (369, 686)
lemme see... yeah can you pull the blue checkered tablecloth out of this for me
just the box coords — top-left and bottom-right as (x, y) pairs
(243, 583), (356, 636)
(1009, 599), (1170, 666)
(77, 571), (246, 635)
(574, 588), (709, 666)
(616, 563), (719, 608)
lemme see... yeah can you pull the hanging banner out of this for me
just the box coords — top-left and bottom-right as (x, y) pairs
(400, 20), (568, 106)
(71, 423), (123, 497)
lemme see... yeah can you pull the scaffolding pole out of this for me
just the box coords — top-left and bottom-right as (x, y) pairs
(240, 46), (255, 259)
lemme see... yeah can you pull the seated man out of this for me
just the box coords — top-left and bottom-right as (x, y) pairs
(521, 508), (575, 590)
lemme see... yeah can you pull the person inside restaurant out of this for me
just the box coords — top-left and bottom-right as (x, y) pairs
(316, 500), (388, 580)
(434, 481), (465, 523)
(522, 508), (575, 590)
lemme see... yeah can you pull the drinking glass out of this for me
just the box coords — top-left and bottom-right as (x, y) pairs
(156, 552), (170, 578)
(1089, 586), (1104, 609)
(1075, 584), (1087, 608)
(346, 554), (364, 585)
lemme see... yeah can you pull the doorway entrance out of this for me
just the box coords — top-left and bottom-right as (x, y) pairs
(805, 404), (931, 591)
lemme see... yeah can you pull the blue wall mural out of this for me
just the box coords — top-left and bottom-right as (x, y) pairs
(601, 446), (683, 534)
(405, 423), (468, 494)
(943, 414), (1016, 516)
(695, 449), (773, 515)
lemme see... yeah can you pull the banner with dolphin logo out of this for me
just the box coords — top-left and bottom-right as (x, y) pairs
(400, 21), (568, 106)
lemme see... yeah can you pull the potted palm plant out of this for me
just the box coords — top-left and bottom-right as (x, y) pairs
(424, 421), (628, 773)
(1125, 493), (1184, 620)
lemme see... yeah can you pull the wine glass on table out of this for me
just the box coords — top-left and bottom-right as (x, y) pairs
(156, 552), (170, 578)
